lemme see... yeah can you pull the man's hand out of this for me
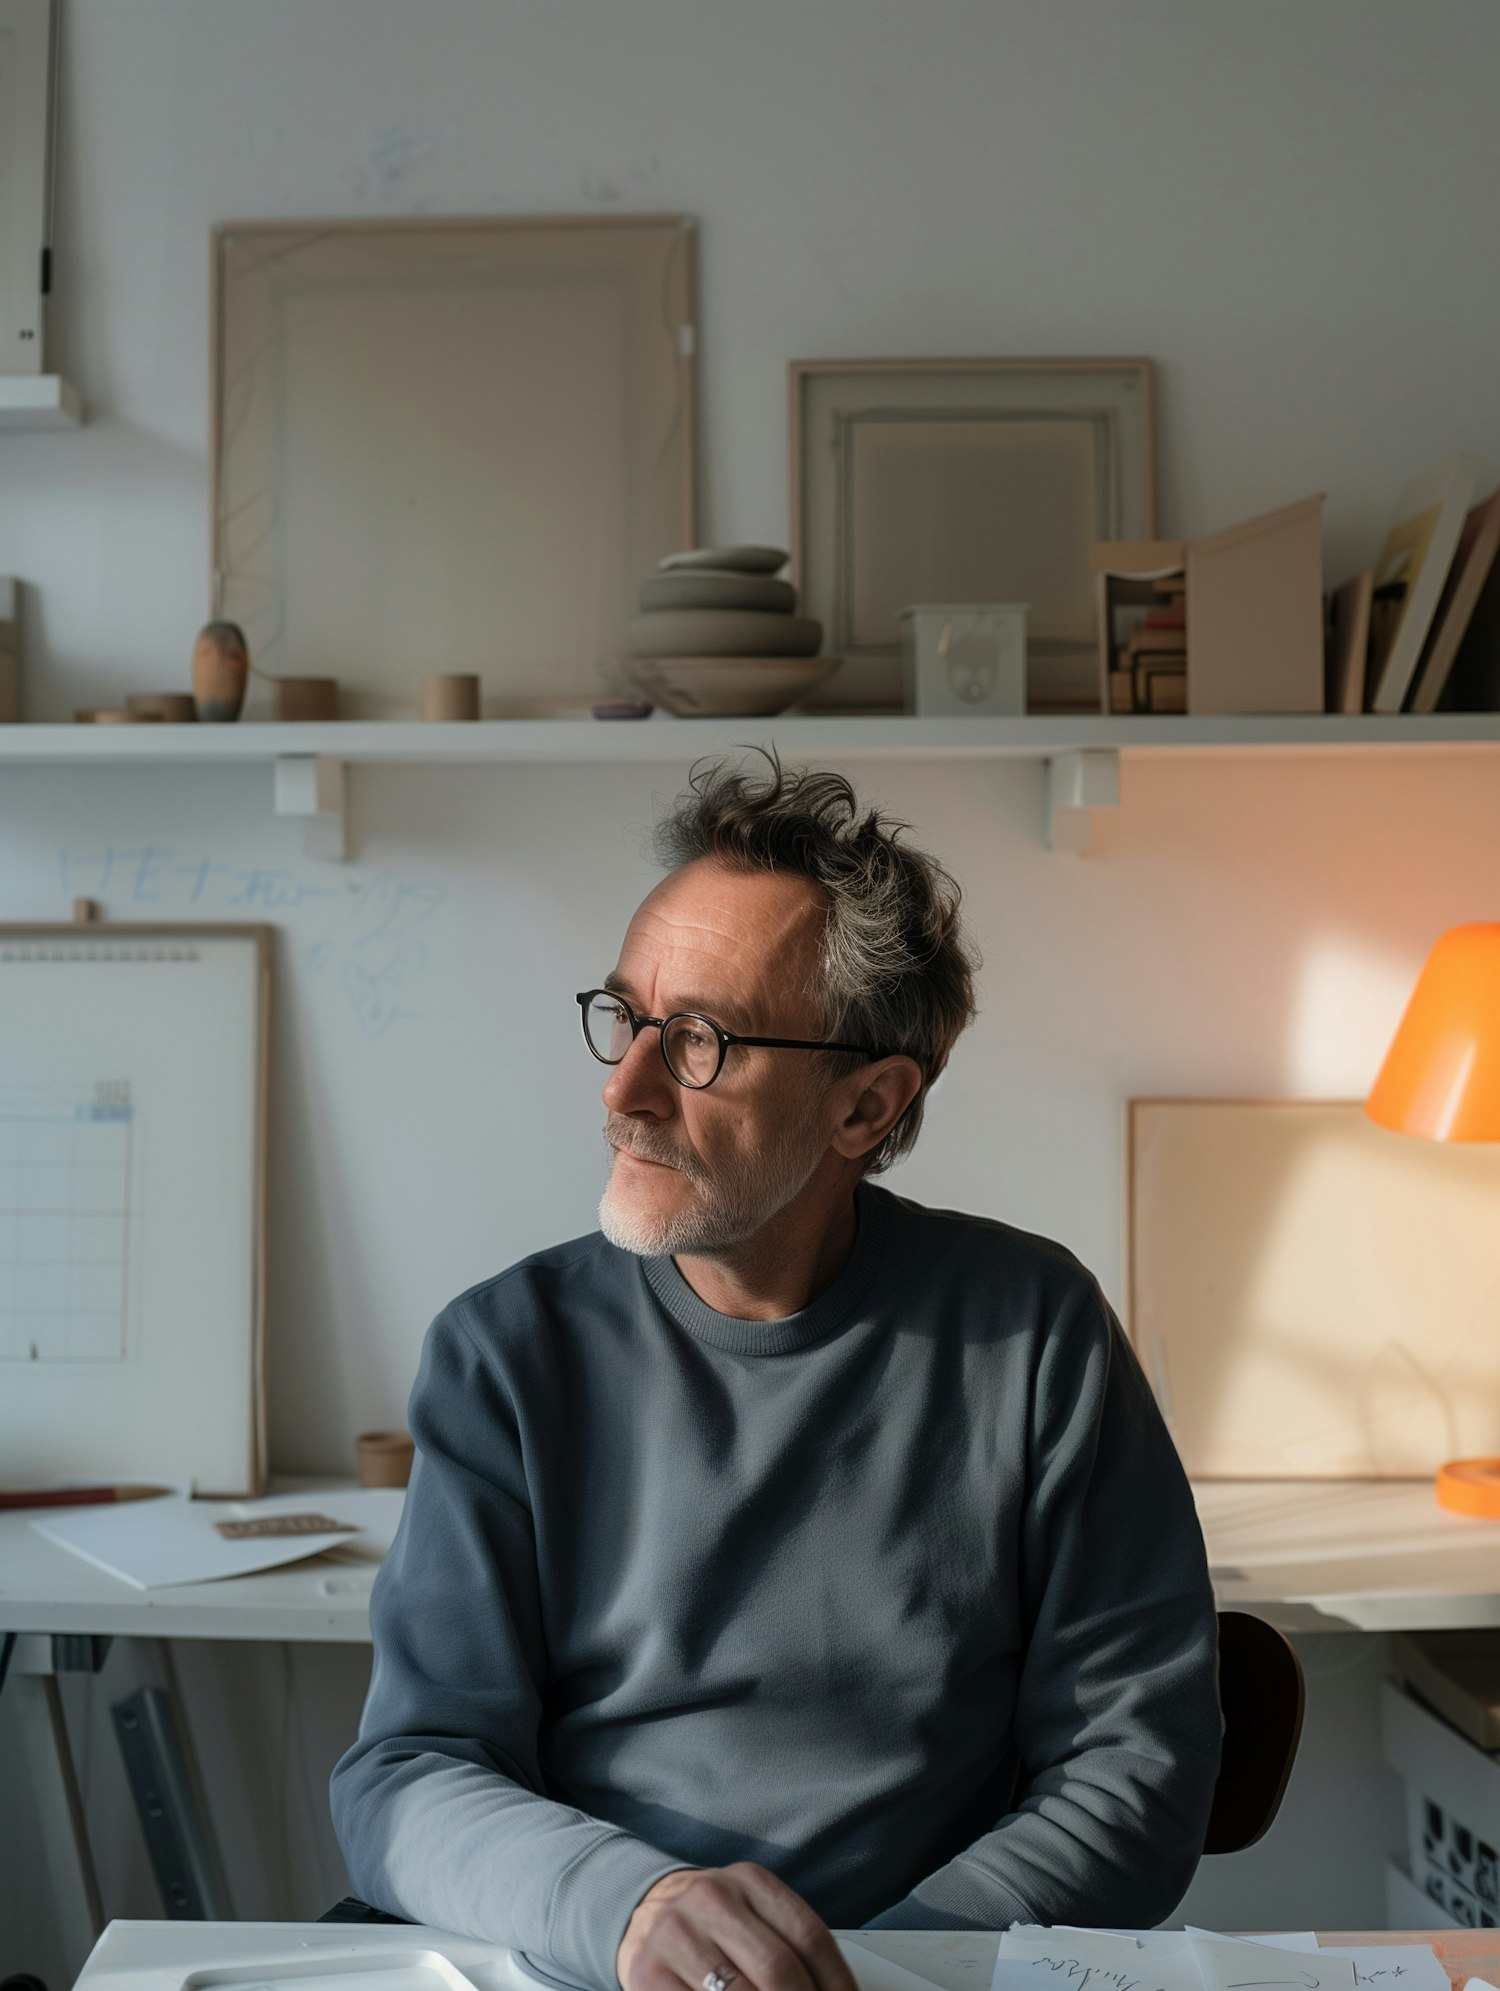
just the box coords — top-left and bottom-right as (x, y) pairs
(616, 1864), (858, 1991)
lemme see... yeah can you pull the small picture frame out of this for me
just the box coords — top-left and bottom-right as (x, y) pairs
(790, 357), (1155, 713)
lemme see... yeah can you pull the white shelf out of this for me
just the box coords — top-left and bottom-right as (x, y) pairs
(3, 711), (1500, 765)
(0, 373), (82, 429)
(5, 712), (1498, 858)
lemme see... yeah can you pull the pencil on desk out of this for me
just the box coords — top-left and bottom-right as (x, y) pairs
(0, 1484), (171, 1512)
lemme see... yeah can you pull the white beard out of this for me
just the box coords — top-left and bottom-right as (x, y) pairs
(598, 1109), (827, 1259)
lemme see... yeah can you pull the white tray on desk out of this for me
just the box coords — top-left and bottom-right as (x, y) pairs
(75, 1924), (518, 1991)
(71, 1923), (1001, 1991)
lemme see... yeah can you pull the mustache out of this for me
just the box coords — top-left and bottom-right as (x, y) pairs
(604, 1117), (702, 1181)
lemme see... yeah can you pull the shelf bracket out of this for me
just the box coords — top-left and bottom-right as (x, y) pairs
(273, 754), (347, 861)
(1045, 749), (1119, 855)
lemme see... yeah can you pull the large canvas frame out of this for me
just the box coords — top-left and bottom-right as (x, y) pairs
(1127, 1097), (1500, 1480)
(790, 358), (1155, 712)
(212, 216), (697, 717)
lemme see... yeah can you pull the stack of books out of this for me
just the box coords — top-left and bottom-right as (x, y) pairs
(1093, 543), (1188, 715)
(1116, 581), (1187, 713)
(1093, 498), (1328, 717)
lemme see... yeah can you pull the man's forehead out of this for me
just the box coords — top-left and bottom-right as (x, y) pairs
(612, 863), (825, 1011)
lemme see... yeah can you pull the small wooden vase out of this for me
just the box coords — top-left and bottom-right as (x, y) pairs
(192, 621), (251, 722)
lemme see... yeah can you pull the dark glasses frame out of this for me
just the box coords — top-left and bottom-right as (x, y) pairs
(576, 987), (889, 1090)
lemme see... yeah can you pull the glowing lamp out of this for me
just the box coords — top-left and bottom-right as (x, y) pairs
(1367, 923), (1500, 1516)
(1367, 924), (1500, 1141)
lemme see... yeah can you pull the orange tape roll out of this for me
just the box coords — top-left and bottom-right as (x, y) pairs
(1436, 1458), (1500, 1519)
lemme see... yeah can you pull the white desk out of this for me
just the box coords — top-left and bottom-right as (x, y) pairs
(1194, 1480), (1500, 1632)
(0, 1483), (383, 1984)
(66, 1920), (1500, 1991)
(0, 1492), (381, 1643)
(7, 1479), (1500, 1650)
(8, 1479), (1500, 1985)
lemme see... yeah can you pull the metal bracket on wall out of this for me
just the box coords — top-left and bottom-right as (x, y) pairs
(1045, 748), (1120, 855)
(273, 754), (347, 860)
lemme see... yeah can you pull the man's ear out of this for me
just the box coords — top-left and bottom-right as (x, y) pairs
(829, 1057), (925, 1161)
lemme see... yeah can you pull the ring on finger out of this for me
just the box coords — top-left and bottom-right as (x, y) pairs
(703, 1971), (739, 1991)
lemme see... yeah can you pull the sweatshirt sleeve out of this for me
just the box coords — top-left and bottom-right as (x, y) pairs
(329, 1300), (691, 1990)
(864, 1277), (1222, 1932)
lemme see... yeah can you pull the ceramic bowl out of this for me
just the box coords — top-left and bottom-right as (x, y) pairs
(624, 655), (840, 717)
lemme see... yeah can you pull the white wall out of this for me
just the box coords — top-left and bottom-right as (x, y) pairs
(5, 0), (1499, 1966)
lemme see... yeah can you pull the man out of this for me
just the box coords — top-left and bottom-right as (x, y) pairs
(331, 753), (1222, 1991)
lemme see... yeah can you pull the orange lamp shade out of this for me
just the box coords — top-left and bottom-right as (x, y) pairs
(1366, 923), (1500, 1141)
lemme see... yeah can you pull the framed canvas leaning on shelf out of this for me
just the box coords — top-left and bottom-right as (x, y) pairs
(1367, 453), (1483, 714)
(1408, 488), (1500, 714)
(789, 357), (1155, 714)
(212, 215), (698, 719)
(1127, 1097), (1500, 1480)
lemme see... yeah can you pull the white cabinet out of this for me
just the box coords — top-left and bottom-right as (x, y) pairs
(0, 0), (55, 375)
(0, 0), (78, 425)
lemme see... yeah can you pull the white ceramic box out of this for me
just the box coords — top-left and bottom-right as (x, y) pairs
(900, 604), (1028, 716)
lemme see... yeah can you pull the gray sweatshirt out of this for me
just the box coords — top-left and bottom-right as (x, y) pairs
(331, 1183), (1221, 1987)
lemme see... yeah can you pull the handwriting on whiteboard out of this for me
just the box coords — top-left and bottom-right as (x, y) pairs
(56, 847), (447, 1039)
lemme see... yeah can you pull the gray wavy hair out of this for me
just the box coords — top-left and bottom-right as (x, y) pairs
(652, 749), (979, 1174)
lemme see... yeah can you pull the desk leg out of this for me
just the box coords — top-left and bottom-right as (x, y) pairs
(8, 1641), (105, 1983)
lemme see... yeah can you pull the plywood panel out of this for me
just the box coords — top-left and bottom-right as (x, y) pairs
(1128, 1099), (1500, 1478)
(213, 217), (697, 717)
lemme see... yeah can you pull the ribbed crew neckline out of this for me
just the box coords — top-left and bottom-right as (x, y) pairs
(641, 1180), (890, 1356)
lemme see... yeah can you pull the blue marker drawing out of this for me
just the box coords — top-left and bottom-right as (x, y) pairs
(55, 848), (448, 1037)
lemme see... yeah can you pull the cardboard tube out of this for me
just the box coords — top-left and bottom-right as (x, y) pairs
(419, 673), (481, 722)
(356, 1430), (415, 1489)
(274, 676), (340, 721)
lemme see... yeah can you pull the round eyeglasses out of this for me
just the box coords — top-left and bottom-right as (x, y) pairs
(576, 988), (889, 1091)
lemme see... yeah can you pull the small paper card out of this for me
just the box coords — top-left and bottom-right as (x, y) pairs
(837, 1941), (951, 1991)
(994, 1928), (1202, 1991)
(1190, 1937), (1356, 1991)
(1318, 1951), (1449, 1991)
(214, 1512), (357, 1540)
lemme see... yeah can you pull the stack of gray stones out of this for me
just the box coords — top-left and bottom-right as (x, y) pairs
(627, 546), (823, 663)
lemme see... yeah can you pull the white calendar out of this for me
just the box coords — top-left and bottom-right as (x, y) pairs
(0, 927), (270, 1495)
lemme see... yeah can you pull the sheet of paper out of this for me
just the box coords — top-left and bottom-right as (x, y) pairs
(1191, 1937), (1356, 1991)
(30, 1487), (401, 1588)
(993, 1928), (1202, 1991)
(838, 1941), (951, 1991)
(1186, 1934), (1321, 1957)
(999, 1934), (1148, 1966)
(1317, 1949), (1449, 1991)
